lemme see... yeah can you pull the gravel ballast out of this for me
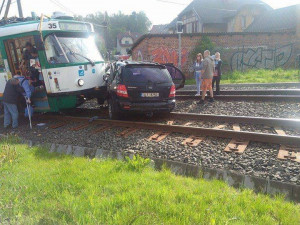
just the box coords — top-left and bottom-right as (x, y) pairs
(175, 100), (300, 119)
(1, 116), (299, 186)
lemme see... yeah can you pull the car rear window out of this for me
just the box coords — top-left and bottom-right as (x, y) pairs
(122, 66), (172, 84)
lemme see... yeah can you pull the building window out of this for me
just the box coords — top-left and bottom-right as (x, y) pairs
(241, 16), (247, 29)
(182, 12), (198, 33)
(186, 23), (192, 33)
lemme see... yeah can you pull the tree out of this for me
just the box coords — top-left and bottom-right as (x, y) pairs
(190, 36), (215, 61)
(78, 11), (152, 53)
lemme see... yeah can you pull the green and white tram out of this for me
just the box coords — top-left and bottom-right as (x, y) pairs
(0, 17), (106, 112)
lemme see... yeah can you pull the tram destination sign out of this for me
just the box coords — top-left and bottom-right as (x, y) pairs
(59, 22), (92, 32)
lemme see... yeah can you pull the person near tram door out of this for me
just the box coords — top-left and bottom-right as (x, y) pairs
(2, 78), (25, 129)
(14, 73), (34, 102)
(21, 42), (41, 86)
(23, 42), (38, 62)
(212, 52), (222, 95)
(14, 73), (34, 115)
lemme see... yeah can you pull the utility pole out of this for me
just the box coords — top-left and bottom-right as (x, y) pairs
(17, 0), (23, 18)
(4, 0), (11, 19)
(0, 0), (6, 16)
(176, 21), (183, 70)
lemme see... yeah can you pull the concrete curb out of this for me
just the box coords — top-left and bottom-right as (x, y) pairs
(15, 139), (299, 203)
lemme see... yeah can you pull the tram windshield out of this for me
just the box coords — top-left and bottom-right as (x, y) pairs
(45, 33), (103, 65)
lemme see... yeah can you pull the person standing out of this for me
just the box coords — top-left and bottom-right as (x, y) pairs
(2, 78), (25, 129)
(193, 53), (203, 96)
(213, 52), (222, 95)
(199, 50), (215, 104)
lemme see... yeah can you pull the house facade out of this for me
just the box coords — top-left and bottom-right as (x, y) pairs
(116, 32), (141, 55)
(167, 0), (271, 33)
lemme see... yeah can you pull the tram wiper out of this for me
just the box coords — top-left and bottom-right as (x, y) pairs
(62, 43), (95, 66)
(72, 52), (95, 66)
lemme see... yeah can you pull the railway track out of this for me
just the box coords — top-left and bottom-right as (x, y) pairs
(38, 113), (300, 162)
(177, 89), (300, 96)
(176, 89), (300, 101)
(176, 95), (300, 101)
(68, 108), (300, 129)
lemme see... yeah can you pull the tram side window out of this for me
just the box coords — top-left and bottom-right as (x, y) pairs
(45, 35), (68, 64)
(0, 51), (5, 70)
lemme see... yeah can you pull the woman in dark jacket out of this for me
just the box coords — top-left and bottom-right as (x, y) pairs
(213, 52), (222, 95)
(193, 53), (203, 96)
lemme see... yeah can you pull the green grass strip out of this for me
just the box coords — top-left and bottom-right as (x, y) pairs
(0, 137), (299, 224)
(186, 69), (300, 85)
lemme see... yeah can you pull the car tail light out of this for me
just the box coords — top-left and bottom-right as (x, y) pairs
(117, 84), (129, 98)
(169, 85), (176, 98)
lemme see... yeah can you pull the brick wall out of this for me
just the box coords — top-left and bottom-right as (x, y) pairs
(132, 32), (299, 78)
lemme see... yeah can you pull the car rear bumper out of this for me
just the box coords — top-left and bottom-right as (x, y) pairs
(118, 99), (176, 112)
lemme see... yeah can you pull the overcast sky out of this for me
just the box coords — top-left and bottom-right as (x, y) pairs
(3, 0), (300, 25)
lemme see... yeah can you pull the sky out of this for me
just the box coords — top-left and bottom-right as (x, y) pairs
(2, 0), (300, 25)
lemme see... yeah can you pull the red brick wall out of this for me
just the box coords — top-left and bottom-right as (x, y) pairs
(132, 32), (298, 78)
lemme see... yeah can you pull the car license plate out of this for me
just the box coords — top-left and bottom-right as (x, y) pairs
(141, 93), (159, 97)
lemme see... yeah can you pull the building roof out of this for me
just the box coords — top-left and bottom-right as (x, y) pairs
(150, 24), (168, 34)
(168, 0), (272, 27)
(117, 31), (141, 47)
(245, 5), (299, 32)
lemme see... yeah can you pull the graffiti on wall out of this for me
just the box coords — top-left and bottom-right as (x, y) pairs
(230, 44), (293, 71)
(151, 47), (188, 67)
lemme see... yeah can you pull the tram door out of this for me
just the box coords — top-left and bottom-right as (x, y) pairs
(4, 39), (22, 75)
(3, 37), (51, 112)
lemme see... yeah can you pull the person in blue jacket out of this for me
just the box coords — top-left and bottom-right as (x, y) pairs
(13, 73), (35, 117)
(13, 73), (34, 103)
(193, 53), (203, 96)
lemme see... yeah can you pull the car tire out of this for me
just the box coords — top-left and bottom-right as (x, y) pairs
(108, 98), (121, 120)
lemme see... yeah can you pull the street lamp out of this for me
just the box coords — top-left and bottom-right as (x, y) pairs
(176, 21), (183, 70)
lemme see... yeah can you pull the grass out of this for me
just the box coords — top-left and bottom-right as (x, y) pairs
(0, 137), (300, 224)
(185, 69), (300, 85)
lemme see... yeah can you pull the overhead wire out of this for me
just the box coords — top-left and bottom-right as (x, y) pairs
(156, 0), (187, 6)
(49, 0), (76, 15)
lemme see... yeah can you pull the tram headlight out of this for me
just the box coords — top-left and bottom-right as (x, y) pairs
(77, 79), (84, 86)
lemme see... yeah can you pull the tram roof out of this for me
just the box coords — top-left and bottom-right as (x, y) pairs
(0, 19), (94, 38)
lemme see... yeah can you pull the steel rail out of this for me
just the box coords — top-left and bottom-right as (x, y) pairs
(177, 89), (300, 96)
(215, 82), (300, 87)
(42, 115), (300, 147)
(169, 112), (300, 129)
(176, 95), (300, 101)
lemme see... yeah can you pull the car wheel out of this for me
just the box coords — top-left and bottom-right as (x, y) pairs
(108, 99), (121, 120)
